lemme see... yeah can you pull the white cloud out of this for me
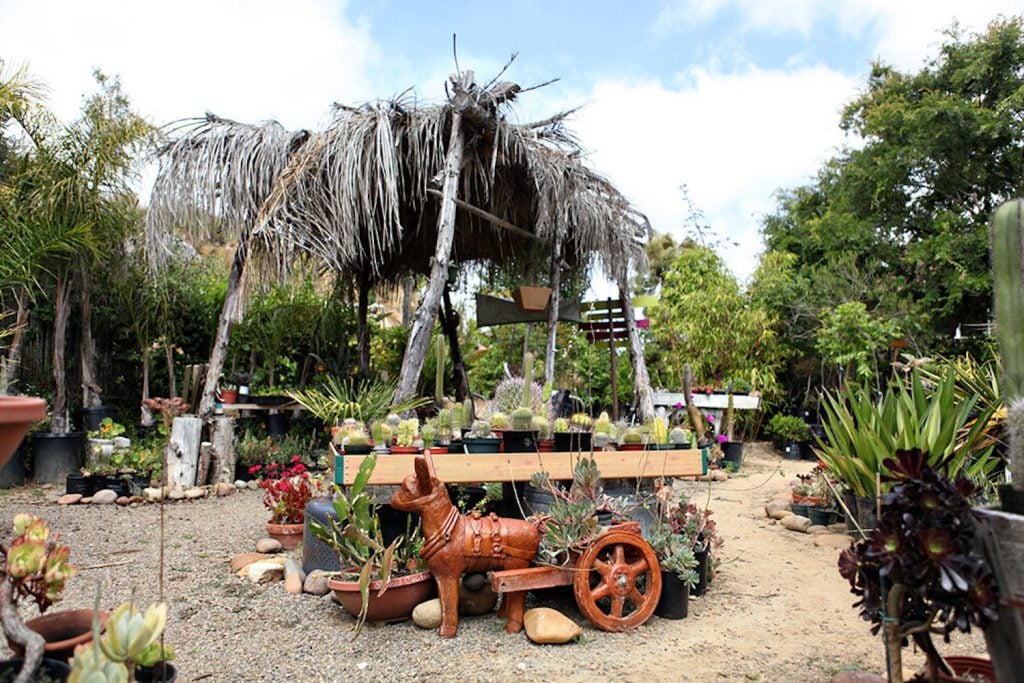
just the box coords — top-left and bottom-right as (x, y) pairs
(565, 65), (858, 283)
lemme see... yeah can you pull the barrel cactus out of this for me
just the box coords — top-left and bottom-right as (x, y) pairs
(992, 199), (1024, 493)
(490, 412), (510, 430)
(511, 407), (534, 432)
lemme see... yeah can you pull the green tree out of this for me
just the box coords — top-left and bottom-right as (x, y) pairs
(816, 301), (899, 387)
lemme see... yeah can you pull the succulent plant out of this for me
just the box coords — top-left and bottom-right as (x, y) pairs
(669, 427), (692, 446)
(346, 430), (370, 447)
(621, 427), (644, 445)
(532, 415), (551, 440)
(593, 411), (612, 434)
(489, 412), (510, 430)
(511, 407), (534, 432)
(648, 417), (668, 445)
(371, 422), (393, 446)
(470, 419), (493, 439)
(553, 417), (570, 433)
(385, 413), (402, 429)
(569, 413), (592, 432)
(396, 418), (419, 447)
(420, 422), (436, 448)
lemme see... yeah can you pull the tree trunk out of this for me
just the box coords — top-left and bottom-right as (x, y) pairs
(196, 441), (212, 486)
(165, 415), (202, 489)
(0, 287), (30, 395)
(683, 364), (706, 442)
(51, 275), (72, 433)
(357, 269), (370, 376)
(394, 106), (466, 403)
(616, 272), (654, 422)
(208, 417), (236, 484)
(544, 234), (563, 385)
(401, 276), (415, 327)
(79, 273), (102, 408)
(198, 240), (248, 419)
(0, 581), (45, 683)
(440, 287), (470, 402)
(165, 342), (177, 398)
(140, 349), (154, 427)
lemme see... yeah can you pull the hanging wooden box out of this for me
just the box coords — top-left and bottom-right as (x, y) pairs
(512, 286), (552, 312)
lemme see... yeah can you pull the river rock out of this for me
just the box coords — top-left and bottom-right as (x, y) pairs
(182, 487), (204, 499)
(116, 496), (131, 506)
(523, 607), (582, 644)
(167, 487), (186, 501)
(303, 570), (331, 596)
(129, 495), (144, 504)
(765, 500), (790, 517)
(815, 533), (854, 549)
(255, 538), (283, 554)
(247, 561), (284, 584)
(459, 577), (498, 616)
(230, 552), (272, 573)
(142, 487), (163, 502)
(781, 515), (812, 533)
(215, 482), (234, 497)
(285, 571), (303, 594)
(92, 489), (118, 505)
(769, 509), (793, 520)
(247, 479), (259, 490)
(57, 493), (83, 505)
(808, 525), (829, 535)
(234, 480), (248, 489)
(412, 599), (442, 629)
(80, 497), (92, 504)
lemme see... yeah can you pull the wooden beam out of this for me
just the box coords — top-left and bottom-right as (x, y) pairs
(335, 448), (707, 485)
(426, 188), (536, 241)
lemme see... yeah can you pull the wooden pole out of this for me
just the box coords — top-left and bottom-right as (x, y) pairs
(607, 298), (619, 420)
(440, 287), (470, 402)
(615, 269), (654, 422)
(198, 238), (247, 419)
(356, 269), (371, 376)
(394, 73), (473, 404)
(544, 233), (563, 385)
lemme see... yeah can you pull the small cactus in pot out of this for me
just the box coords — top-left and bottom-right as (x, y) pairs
(532, 415), (551, 440)
(669, 427), (693, 448)
(490, 412), (510, 431)
(470, 419), (493, 439)
(570, 413), (592, 432)
(511, 407), (534, 432)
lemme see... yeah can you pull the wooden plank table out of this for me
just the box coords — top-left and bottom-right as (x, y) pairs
(333, 448), (707, 486)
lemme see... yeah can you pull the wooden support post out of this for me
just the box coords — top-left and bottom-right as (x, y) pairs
(544, 234), (563, 385)
(196, 441), (212, 486)
(208, 416), (236, 485)
(615, 270), (654, 422)
(198, 238), (248, 419)
(394, 73), (473, 404)
(356, 269), (371, 376)
(166, 415), (202, 489)
(607, 298), (619, 420)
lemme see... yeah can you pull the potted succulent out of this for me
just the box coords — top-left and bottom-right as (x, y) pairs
(592, 412), (616, 449)
(391, 418), (421, 455)
(766, 413), (809, 460)
(251, 456), (325, 549)
(502, 353), (540, 453)
(370, 421), (393, 454)
(646, 417), (672, 450)
(618, 427), (646, 451)
(1, 514), (85, 682)
(341, 428), (373, 456)
(420, 422), (447, 454)
(660, 500), (722, 597)
(461, 420), (502, 454)
(838, 449), (998, 683)
(311, 455), (431, 634)
(532, 415), (553, 452)
(648, 518), (699, 619)
(434, 408), (454, 447)
(554, 413), (592, 452)
(69, 598), (174, 682)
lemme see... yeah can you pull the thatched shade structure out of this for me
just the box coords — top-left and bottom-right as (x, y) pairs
(148, 68), (654, 419)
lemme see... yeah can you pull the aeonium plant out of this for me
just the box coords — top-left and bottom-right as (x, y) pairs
(837, 449), (999, 683)
(251, 456), (325, 525)
(1, 514), (76, 681)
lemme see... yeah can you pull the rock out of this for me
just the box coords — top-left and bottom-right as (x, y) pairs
(412, 599), (442, 629)
(167, 487), (186, 501)
(45, 493), (63, 503)
(255, 538), (283, 554)
(57, 493), (83, 505)
(215, 482), (234, 497)
(234, 480), (248, 489)
(303, 570), (331, 596)
(459, 576), (498, 616)
(283, 558), (305, 581)
(80, 497), (93, 504)
(247, 561), (284, 584)
(184, 487), (206, 500)
(142, 487), (164, 502)
(116, 496), (130, 506)
(808, 525), (830, 535)
(285, 572), (303, 594)
(523, 607), (582, 644)
(769, 509), (794, 520)
(463, 573), (487, 591)
(765, 500), (790, 517)
(247, 480), (259, 490)
(828, 672), (886, 683)
(91, 489), (118, 505)
(815, 533), (854, 549)
(781, 515), (812, 533)
(711, 469), (729, 481)
(129, 495), (144, 504)
(230, 552), (272, 573)
(828, 523), (849, 534)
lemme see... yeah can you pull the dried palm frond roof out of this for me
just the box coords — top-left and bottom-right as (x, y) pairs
(147, 71), (648, 286)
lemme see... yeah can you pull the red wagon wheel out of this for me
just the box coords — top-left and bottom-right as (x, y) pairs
(572, 529), (662, 632)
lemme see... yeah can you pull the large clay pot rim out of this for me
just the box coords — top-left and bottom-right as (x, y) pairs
(265, 521), (304, 533)
(24, 608), (107, 652)
(328, 569), (432, 591)
(0, 396), (47, 424)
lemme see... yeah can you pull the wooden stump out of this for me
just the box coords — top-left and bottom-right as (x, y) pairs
(977, 508), (1024, 683)
(196, 442), (212, 486)
(208, 417), (236, 485)
(165, 416), (202, 489)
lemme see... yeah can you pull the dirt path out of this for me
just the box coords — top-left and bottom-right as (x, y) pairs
(0, 443), (986, 682)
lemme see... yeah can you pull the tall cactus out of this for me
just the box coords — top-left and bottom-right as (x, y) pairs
(992, 199), (1024, 487)
(521, 352), (535, 409)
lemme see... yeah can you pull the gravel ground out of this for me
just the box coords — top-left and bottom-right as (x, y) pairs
(0, 443), (986, 682)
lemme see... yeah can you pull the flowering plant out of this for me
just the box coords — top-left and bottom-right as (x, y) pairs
(251, 456), (324, 524)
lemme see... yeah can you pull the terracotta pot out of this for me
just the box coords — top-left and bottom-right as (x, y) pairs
(512, 286), (552, 312)
(618, 443), (646, 451)
(936, 656), (996, 683)
(328, 570), (436, 622)
(12, 608), (107, 663)
(265, 521), (304, 550)
(217, 389), (238, 404)
(538, 439), (555, 452)
(389, 445), (420, 455)
(424, 445), (448, 454)
(0, 396), (46, 468)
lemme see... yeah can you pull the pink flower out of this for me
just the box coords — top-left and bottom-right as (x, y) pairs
(674, 402), (683, 409)
(706, 414), (715, 423)
(716, 434), (727, 443)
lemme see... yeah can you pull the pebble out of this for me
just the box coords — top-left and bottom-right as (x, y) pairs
(303, 570), (331, 596)
(129, 495), (144, 504)
(711, 470), (729, 481)
(142, 487), (163, 502)
(459, 576), (497, 616)
(168, 487), (186, 501)
(247, 480), (259, 490)
(185, 487), (206, 500)
(234, 480), (248, 489)
(215, 482), (234, 497)
(412, 598), (442, 628)
(814, 533), (854, 549)
(284, 572), (303, 594)
(57, 493), (83, 505)
(283, 558), (305, 581)
(769, 509), (793, 520)
(247, 561), (284, 584)
(91, 489), (118, 505)
(116, 496), (130, 506)
(523, 607), (581, 644)
(80, 497), (93, 504)
(255, 538), (283, 554)
(765, 500), (790, 517)
(230, 552), (272, 573)
(781, 515), (811, 533)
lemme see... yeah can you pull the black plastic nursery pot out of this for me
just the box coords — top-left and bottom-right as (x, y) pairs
(720, 441), (744, 470)
(0, 657), (71, 681)
(998, 484), (1024, 515)
(135, 662), (178, 683)
(501, 430), (538, 453)
(807, 506), (832, 527)
(781, 441), (802, 460)
(855, 496), (879, 532)
(655, 569), (690, 619)
(65, 472), (95, 496)
(32, 432), (86, 485)
(73, 405), (118, 433)
(692, 547), (710, 597)
(0, 438), (30, 488)
(553, 431), (591, 452)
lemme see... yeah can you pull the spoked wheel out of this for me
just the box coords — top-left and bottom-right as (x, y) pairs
(572, 529), (662, 632)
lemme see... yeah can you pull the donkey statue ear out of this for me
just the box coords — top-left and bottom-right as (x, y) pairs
(413, 455), (432, 487)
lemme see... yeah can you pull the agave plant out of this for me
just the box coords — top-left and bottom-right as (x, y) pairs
(288, 376), (429, 427)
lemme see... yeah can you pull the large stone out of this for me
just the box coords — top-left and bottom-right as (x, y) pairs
(247, 480), (259, 490)
(255, 538), (283, 554)
(765, 500), (790, 517)
(285, 572), (303, 594)
(523, 607), (582, 644)
(234, 480), (248, 489)
(184, 487), (206, 500)
(459, 576), (498, 616)
(283, 558), (305, 582)
(781, 515), (812, 533)
(142, 487), (163, 502)
(769, 509), (794, 520)
(412, 598), (442, 629)
(303, 570), (331, 596)
(230, 552), (272, 573)
(57, 493), (82, 506)
(215, 482), (234, 497)
(116, 496), (131, 506)
(91, 489), (118, 505)
(808, 525), (829, 535)
(815, 533), (854, 549)
(167, 487), (186, 501)
(247, 561), (284, 584)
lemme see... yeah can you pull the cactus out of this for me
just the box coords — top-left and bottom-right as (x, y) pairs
(669, 427), (691, 446)
(490, 412), (510, 430)
(648, 417), (668, 445)
(992, 199), (1024, 487)
(721, 390), (736, 442)
(396, 418), (419, 447)
(471, 419), (492, 439)
(372, 422), (393, 446)
(511, 407), (534, 431)
(521, 353), (535, 408)
(532, 415), (551, 440)
(553, 417), (570, 433)
(621, 427), (644, 445)
(593, 411), (612, 434)
(435, 408), (453, 442)
(346, 430), (370, 447)
(570, 413), (592, 432)
(421, 422), (436, 448)
(385, 413), (401, 429)
(455, 400), (473, 429)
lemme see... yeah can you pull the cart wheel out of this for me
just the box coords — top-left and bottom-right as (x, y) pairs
(572, 529), (661, 632)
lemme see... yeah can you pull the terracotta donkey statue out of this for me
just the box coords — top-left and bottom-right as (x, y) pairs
(391, 455), (540, 637)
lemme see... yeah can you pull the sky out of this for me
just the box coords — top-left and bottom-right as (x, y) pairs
(1, 0), (1019, 288)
